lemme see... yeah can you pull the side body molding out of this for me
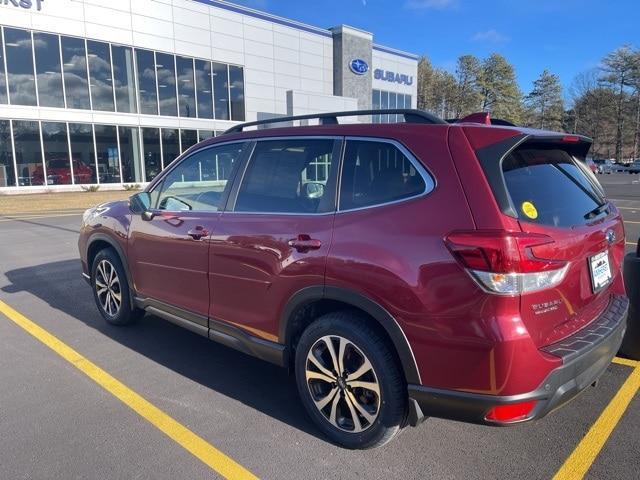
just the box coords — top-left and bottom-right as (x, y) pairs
(280, 285), (422, 385)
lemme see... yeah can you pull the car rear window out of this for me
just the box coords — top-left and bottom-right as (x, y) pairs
(502, 147), (605, 227)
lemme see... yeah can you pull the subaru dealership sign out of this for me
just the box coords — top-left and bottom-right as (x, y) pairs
(2, 0), (44, 11)
(374, 69), (413, 86)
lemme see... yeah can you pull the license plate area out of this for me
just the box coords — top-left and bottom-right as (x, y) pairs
(589, 250), (612, 293)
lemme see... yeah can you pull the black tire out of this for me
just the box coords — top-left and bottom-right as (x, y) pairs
(295, 311), (407, 449)
(91, 248), (142, 326)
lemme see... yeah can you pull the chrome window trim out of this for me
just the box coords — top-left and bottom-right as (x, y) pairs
(227, 135), (343, 216)
(337, 136), (436, 214)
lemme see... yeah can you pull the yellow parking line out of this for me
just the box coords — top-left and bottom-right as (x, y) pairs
(613, 357), (639, 368)
(625, 242), (636, 246)
(0, 300), (258, 480)
(553, 362), (640, 480)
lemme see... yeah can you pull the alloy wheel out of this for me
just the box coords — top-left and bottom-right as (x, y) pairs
(305, 335), (381, 433)
(95, 259), (122, 317)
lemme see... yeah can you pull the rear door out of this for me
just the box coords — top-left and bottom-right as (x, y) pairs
(500, 142), (626, 347)
(209, 137), (341, 341)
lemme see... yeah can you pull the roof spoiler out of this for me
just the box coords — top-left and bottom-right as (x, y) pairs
(447, 112), (516, 127)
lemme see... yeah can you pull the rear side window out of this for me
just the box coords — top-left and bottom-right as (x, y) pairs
(339, 140), (429, 211)
(502, 148), (605, 227)
(234, 138), (337, 214)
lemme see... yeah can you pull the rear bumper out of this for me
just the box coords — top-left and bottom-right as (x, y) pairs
(407, 295), (629, 426)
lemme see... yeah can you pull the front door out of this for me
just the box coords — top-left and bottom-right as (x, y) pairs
(210, 137), (341, 341)
(128, 142), (248, 319)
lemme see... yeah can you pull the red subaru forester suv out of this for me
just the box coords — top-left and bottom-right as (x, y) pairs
(79, 109), (628, 449)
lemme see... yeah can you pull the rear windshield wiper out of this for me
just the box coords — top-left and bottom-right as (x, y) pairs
(584, 203), (609, 220)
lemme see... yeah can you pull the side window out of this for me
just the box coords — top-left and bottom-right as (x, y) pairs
(339, 140), (429, 211)
(155, 142), (245, 212)
(234, 139), (337, 214)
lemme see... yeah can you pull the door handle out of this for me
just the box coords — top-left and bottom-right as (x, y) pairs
(187, 226), (209, 240)
(288, 234), (322, 253)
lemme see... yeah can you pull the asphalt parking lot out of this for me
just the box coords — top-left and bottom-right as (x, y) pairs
(1, 174), (639, 479)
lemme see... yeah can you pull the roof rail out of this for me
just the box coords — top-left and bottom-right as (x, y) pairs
(223, 108), (447, 134)
(446, 112), (517, 127)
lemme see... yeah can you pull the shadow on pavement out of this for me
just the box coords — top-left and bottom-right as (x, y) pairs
(1, 259), (321, 440)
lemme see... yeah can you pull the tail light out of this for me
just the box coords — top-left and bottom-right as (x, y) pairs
(445, 230), (568, 295)
(485, 401), (537, 423)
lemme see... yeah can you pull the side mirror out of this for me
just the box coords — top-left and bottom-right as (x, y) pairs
(129, 192), (154, 220)
(303, 182), (324, 200)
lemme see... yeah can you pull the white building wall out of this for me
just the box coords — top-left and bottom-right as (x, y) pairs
(372, 48), (418, 108)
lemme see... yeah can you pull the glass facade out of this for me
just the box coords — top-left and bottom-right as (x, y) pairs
(0, 119), (217, 187)
(372, 89), (412, 124)
(0, 26), (245, 121)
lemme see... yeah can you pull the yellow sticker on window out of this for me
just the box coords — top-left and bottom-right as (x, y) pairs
(521, 201), (538, 219)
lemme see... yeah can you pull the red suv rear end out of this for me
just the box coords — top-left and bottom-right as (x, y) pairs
(79, 110), (628, 449)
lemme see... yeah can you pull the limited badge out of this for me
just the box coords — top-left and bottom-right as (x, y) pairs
(521, 201), (538, 219)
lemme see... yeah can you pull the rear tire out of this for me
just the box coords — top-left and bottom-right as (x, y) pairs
(91, 248), (142, 326)
(295, 311), (407, 449)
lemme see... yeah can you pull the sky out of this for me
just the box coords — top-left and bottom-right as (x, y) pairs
(227, 0), (640, 96)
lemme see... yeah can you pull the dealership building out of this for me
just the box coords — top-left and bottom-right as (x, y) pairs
(0, 0), (418, 193)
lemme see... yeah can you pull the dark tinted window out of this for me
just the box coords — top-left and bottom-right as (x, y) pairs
(4, 28), (37, 106)
(339, 140), (428, 211)
(161, 128), (180, 169)
(61, 36), (90, 110)
(136, 49), (157, 115)
(13, 120), (43, 186)
(235, 139), (336, 214)
(69, 123), (96, 184)
(0, 120), (15, 186)
(229, 65), (245, 121)
(87, 41), (114, 111)
(212, 62), (229, 120)
(176, 56), (195, 118)
(41, 122), (70, 184)
(157, 143), (245, 212)
(180, 129), (198, 152)
(156, 52), (177, 116)
(502, 148), (605, 227)
(118, 126), (142, 183)
(112, 45), (137, 113)
(34, 33), (64, 108)
(142, 127), (161, 182)
(94, 124), (120, 183)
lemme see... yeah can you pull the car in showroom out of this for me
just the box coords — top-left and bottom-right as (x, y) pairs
(79, 109), (629, 449)
(32, 158), (95, 185)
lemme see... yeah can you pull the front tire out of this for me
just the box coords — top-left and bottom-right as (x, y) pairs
(295, 311), (407, 449)
(91, 248), (142, 325)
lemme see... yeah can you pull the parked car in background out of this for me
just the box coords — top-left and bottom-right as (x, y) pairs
(79, 109), (629, 449)
(586, 158), (598, 174)
(627, 160), (640, 174)
(32, 159), (95, 185)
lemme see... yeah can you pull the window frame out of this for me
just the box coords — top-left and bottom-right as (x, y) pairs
(147, 140), (251, 213)
(226, 136), (344, 216)
(336, 136), (436, 213)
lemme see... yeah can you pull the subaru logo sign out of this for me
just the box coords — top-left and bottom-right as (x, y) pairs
(349, 59), (369, 75)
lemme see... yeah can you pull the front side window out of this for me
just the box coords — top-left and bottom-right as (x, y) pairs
(235, 139), (337, 214)
(156, 143), (246, 212)
(339, 140), (428, 211)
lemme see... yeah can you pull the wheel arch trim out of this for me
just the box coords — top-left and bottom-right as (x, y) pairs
(86, 233), (135, 308)
(280, 285), (422, 384)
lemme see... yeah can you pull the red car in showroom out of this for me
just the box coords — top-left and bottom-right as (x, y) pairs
(33, 158), (94, 185)
(79, 109), (629, 449)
